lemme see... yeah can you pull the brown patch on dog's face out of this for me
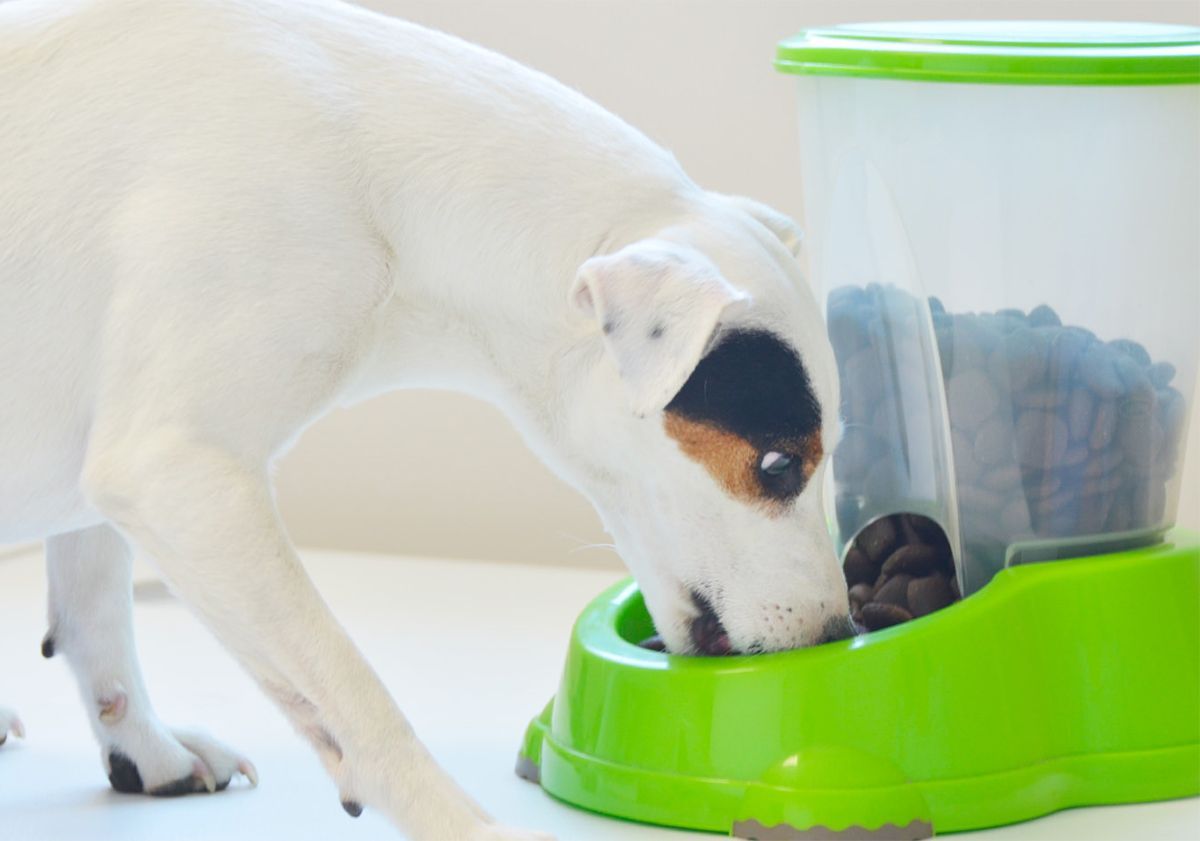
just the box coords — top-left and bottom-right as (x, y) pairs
(791, 434), (824, 476)
(663, 413), (823, 516)
(663, 413), (762, 507)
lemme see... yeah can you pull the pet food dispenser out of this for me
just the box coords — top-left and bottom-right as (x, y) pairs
(517, 22), (1200, 839)
(792, 21), (1200, 595)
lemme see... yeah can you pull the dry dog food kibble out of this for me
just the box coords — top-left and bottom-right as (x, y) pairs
(829, 285), (1187, 584)
(846, 513), (960, 631)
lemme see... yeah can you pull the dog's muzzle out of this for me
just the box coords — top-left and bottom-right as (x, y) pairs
(818, 614), (858, 645)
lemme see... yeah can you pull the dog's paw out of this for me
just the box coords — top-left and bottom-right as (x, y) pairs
(105, 726), (257, 795)
(0, 706), (24, 746)
(468, 823), (556, 841)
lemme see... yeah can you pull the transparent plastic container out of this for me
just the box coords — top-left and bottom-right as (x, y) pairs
(776, 22), (1200, 594)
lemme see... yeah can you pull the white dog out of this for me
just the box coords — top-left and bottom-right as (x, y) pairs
(0, 0), (850, 837)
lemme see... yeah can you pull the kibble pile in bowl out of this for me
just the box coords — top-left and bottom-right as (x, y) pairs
(829, 284), (1188, 589)
(844, 512), (960, 631)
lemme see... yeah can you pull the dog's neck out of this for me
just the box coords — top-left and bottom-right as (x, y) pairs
(344, 178), (698, 470)
(336, 21), (703, 468)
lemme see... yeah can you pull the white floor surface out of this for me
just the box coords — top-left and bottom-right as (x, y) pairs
(0, 545), (1196, 841)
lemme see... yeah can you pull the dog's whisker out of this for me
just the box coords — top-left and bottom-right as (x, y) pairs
(565, 542), (619, 556)
(556, 530), (619, 557)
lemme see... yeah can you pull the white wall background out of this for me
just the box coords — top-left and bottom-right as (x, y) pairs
(274, 0), (1200, 566)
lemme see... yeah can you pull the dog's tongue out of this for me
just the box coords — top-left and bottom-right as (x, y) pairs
(690, 610), (732, 655)
(703, 633), (732, 656)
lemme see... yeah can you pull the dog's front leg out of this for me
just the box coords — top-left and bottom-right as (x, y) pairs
(83, 432), (546, 840)
(45, 524), (256, 794)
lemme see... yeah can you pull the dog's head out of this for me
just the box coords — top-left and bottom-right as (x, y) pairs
(563, 194), (851, 655)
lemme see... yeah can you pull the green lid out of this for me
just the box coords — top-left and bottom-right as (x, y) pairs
(776, 21), (1200, 85)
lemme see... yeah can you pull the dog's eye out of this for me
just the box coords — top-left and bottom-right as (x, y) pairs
(759, 451), (794, 476)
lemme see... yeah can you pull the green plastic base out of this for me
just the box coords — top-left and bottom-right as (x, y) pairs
(518, 531), (1200, 837)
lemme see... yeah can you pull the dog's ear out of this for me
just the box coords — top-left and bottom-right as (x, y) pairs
(571, 239), (749, 417)
(722, 195), (803, 258)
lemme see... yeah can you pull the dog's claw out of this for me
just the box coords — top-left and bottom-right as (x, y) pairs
(193, 758), (217, 793)
(238, 758), (259, 788)
(0, 709), (25, 745)
(110, 745), (251, 796)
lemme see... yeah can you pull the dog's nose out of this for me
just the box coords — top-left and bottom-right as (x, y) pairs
(689, 592), (732, 656)
(817, 614), (859, 645)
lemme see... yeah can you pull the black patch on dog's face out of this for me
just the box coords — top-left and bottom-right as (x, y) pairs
(664, 329), (822, 506)
(667, 329), (822, 446)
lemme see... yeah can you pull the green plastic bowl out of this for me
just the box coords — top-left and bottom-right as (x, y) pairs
(517, 531), (1200, 838)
